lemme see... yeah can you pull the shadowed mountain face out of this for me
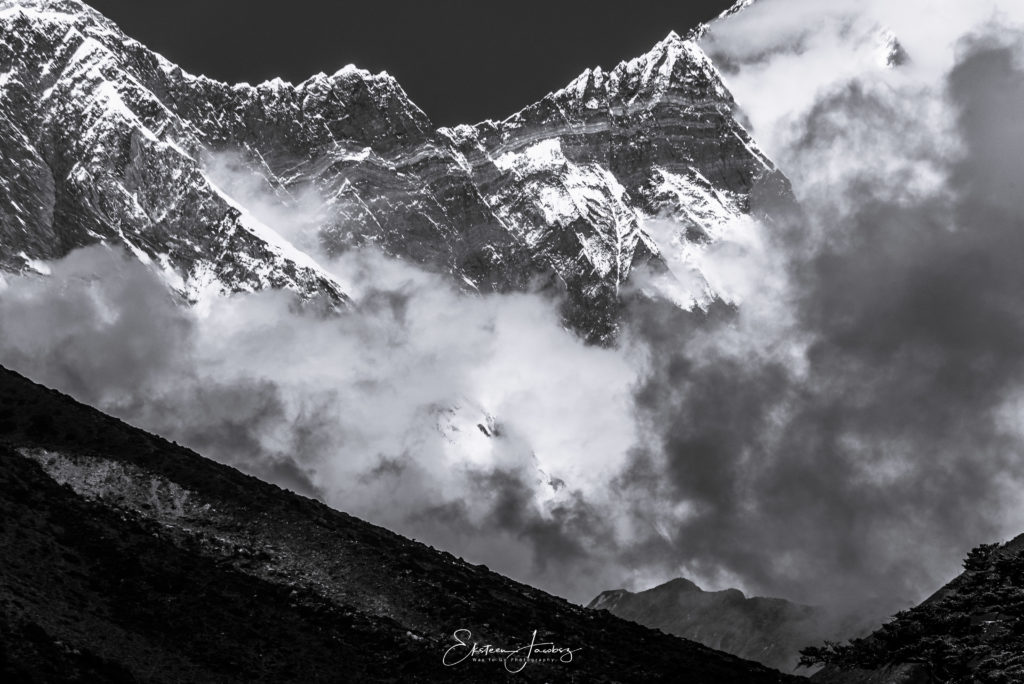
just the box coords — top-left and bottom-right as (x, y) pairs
(0, 0), (784, 342)
(588, 578), (880, 673)
(0, 364), (798, 683)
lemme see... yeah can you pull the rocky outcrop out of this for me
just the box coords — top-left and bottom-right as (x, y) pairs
(0, 0), (782, 341)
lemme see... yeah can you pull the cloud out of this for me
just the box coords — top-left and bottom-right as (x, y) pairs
(703, 0), (1024, 167)
(0, 238), (649, 602)
(612, 5), (1024, 617)
(5, 1), (1024, 628)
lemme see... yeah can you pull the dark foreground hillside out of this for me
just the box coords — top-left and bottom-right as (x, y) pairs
(806, 538), (1024, 684)
(0, 365), (796, 683)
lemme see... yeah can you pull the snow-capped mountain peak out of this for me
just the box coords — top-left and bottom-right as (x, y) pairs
(0, 0), (785, 341)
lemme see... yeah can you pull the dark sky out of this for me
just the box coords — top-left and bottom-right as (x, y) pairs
(87, 0), (737, 126)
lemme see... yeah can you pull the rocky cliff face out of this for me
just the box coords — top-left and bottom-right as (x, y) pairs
(0, 364), (800, 683)
(0, 1), (350, 305)
(588, 577), (878, 673)
(0, 0), (782, 341)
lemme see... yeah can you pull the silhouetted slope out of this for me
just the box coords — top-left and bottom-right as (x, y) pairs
(0, 447), (447, 683)
(806, 539), (1024, 684)
(0, 365), (797, 683)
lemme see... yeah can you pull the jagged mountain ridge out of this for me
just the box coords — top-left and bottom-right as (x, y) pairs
(0, 1), (351, 305)
(588, 577), (878, 673)
(0, 363), (799, 683)
(0, 0), (782, 340)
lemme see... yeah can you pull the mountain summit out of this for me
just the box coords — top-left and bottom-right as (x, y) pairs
(588, 577), (879, 672)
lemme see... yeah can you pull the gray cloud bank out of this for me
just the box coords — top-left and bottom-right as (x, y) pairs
(618, 6), (1024, 611)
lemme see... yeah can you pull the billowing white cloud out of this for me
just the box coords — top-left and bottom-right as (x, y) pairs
(0, 240), (648, 601)
(6, 0), (1024, 627)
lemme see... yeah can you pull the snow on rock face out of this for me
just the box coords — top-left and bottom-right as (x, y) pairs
(875, 28), (910, 68)
(447, 30), (783, 339)
(0, 0), (350, 304)
(0, 0), (786, 342)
